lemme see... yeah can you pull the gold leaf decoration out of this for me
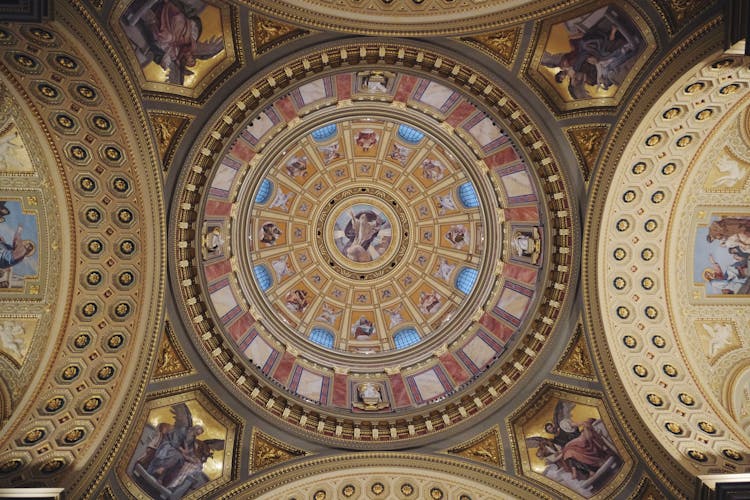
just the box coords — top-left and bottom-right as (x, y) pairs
(668, 0), (704, 23)
(629, 475), (667, 500)
(250, 428), (309, 472)
(555, 324), (595, 380)
(446, 426), (503, 468)
(153, 321), (191, 380)
(461, 28), (520, 66)
(567, 125), (608, 184)
(147, 112), (189, 171)
(251, 14), (310, 58)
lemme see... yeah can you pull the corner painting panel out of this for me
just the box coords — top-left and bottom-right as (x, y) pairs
(530, 4), (653, 111)
(694, 214), (750, 296)
(123, 388), (238, 500)
(514, 388), (628, 499)
(116, 0), (235, 98)
(0, 198), (39, 293)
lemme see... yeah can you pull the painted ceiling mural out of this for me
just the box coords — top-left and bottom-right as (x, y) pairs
(0, 1), (747, 499)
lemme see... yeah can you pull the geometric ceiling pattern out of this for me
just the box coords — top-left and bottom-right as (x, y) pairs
(0, 1), (747, 499)
(591, 49), (750, 473)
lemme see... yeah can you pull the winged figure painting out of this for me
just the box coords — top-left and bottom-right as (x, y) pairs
(132, 402), (225, 499)
(525, 399), (621, 498)
(121, 0), (225, 85)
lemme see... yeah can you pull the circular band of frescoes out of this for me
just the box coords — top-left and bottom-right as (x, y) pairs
(175, 44), (574, 444)
(236, 113), (498, 363)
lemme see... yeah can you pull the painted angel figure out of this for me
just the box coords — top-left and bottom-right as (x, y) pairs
(134, 402), (224, 498)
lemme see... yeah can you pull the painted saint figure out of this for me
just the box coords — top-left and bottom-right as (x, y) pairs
(525, 400), (621, 498)
(351, 316), (375, 339)
(540, 6), (643, 100)
(122, 0), (224, 85)
(133, 402), (224, 498)
(0, 225), (34, 269)
(337, 208), (390, 263)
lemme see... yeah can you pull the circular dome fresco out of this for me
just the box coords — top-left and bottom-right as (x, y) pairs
(173, 44), (575, 445)
(236, 113), (500, 368)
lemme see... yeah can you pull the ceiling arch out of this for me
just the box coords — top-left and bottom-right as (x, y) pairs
(587, 40), (750, 473)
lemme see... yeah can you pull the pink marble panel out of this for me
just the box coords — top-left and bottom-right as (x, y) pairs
(229, 138), (255, 162)
(503, 263), (538, 284)
(439, 352), (470, 385)
(275, 96), (298, 122)
(227, 312), (255, 342)
(204, 259), (232, 282)
(394, 75), (418, 102)
(332, 373), (349, 408)
(484, 145), (518, 168)
(445, 101), (476, 127)
(204, 200), (232, 217)
(273, 352), (296, 384)
(504, 206), (539, 222)
(336, 73), (352, 100)
(479, 312), (514, 342)
(389, 373), (412, 408)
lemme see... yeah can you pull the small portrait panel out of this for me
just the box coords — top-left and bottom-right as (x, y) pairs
(694, 215), (750, 295)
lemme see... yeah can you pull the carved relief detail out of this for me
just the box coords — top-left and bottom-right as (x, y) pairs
(568, 125), (608, 184)
(446, 426), (503, 468)
(250, 428), (308, 472)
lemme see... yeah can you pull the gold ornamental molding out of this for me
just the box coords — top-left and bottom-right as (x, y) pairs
(458, 28), (522, 68)
(152, 320), (193, 381)
(244, 0), (575, 37)
(250, 13), (311, 59)
(553, 322), (596, 380)
(565, 125), (609, 186)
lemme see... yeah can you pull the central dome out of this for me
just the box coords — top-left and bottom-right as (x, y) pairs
(238, 116), (498, 359)
(178, 58), (568, 440)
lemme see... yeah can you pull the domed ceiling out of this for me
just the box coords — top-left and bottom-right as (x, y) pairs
(0, 1), (747, 499)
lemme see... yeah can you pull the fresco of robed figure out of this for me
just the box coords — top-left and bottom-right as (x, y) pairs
(129, 401), (226, 499)
(523, 398), (623, 498)
(120, 0), (226, 88)
(539, 5), (645, 102)
(694, 215), (750, 295)
(0, 200), (38, 290)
